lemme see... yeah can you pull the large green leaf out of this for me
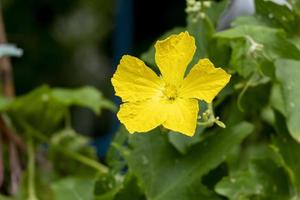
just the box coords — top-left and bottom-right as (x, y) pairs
(167, 125), (204, 154)
(125, 122), (253, 200)
(2, 86), (114, 136)
(270, 83), (286, 116)
(187, 12), (214, 66)
(0, 195), (15, 200)
(94, 174), (145, 200)
(52, 86), (116, 114)
(6, 86), (66, 135)
(214, 25), (300, 77)
(255, 0), (297, 33)
(215, 159), (290, 200)
(275, 59), (300, 142)
(214, 25), (300, 60)
(272, 132), (300, 197)
(51, 177), (96, 200)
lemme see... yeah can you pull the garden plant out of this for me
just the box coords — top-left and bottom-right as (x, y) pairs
(1, 0), (300, 199)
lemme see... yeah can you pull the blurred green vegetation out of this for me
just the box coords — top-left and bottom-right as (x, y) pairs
(2, 0), (300, 200)
(3, 0), (113, 93)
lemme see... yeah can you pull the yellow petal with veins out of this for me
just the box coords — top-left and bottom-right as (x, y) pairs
(155, 32), (196, 86)
(179, 58), (231, 103)
(162, 98), (199, 136)
(117, 99), (167, 133)
(117, 97), (198, 136)
(111, 55), (163, 102)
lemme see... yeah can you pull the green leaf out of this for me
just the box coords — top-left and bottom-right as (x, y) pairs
(215, 159), (290, 200)
(52, 86), (116, 114)
(270, 83), (286, 116)
(215, 25), (300, 77)
(0, 195), (15, 200)
(7, 86), (66, 135)
(94, 173), (121, 200)
(51, 176), (96, 200)
(94, 174), (145, 200)
(167, 125), (204, 154)
(205, 0), (229, 26)
(0, 96), (11, 111)
(125, 122), (253, 200)
(255, 0), (297, 33)
(272, 132), (300, 197)
(232, 15), (272, 27)
(49, 129), (99, 176)
(275, 59), (300, 142)
(187, 14), (214, 65)
(113, 175), (145, 200)
(214, 25), (300, 59)
(4, 86), (114, 136)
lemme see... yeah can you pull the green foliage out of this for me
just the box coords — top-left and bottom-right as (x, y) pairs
(0, 85), (113, 199)
(275, 59), (300, 142)
(51, 177), (96, 200)
(124, 122), (253, 200)
(52, 87), (116, 114)
(3, 0), (300, 200)
(215, 159), (290, 199)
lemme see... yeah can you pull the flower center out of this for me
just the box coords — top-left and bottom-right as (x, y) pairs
(163, 84), (178, 101)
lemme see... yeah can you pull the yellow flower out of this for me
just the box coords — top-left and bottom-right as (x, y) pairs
(111, 32), (231, 136)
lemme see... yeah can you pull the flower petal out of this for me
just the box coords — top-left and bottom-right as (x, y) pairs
(154, 32), (196, 86)
(111, 55), (163, 102)
(179, 59), (231, 103)
(163, 98), (199, 136)
(117, 99), (167, 133)
(117, 98), (199, 136)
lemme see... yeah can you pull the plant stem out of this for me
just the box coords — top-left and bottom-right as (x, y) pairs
(0, 6), (15, 97)
(21, 121), (108, 174)
(0, 135), (3, 187)
(8, 141), (21, 195)
(0, 116), (26, 151)
(27, 138), (38, 200)
(0, 6), (23, 195)
(63, 150), (108, 173)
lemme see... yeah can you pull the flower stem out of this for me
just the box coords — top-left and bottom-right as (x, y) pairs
(27, 138), (38, 200)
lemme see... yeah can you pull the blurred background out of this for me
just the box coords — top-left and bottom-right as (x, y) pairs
(2, 0), (186, 156)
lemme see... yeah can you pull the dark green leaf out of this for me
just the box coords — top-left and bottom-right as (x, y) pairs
(52, 86), (116, 114)
(167, 125), (204, 154)
(255, 0), (297, 33)
(51, 176), (96, 200)
(275, 59), (300, 142)
(187, 15), (214, 66)
(215, 159), (290, 200)
(125, 122), (253, 200)
(272, 132), (300, 196)
(7, 86), (66, 135)
(215, 25), (300, 77)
